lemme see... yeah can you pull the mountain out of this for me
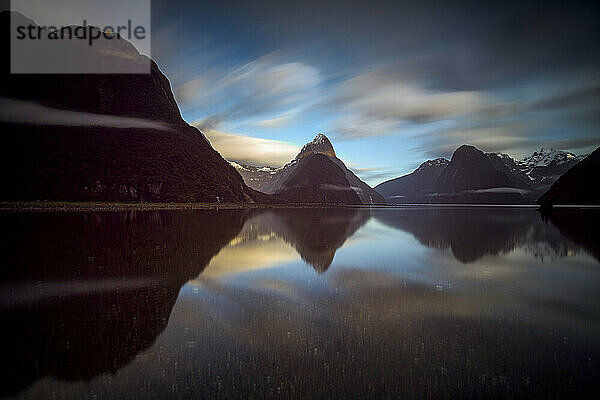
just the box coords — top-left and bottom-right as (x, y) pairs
(376, 145), (534, 203)
(437, 145), (532, 193)
(0, 209), (246, 397)
(376, 145), (588, 204)
(537, 147), (600, 205)
(515, 148), (581, 187)
(297, 133), (337, 159)
(430, 145), (538, 203)
(0, 10), (267, 203)
(232, 134), (386, 204)
(375, 158), (449, 201)
(230, 163), (280, 193)
(276, 153), (362, 204)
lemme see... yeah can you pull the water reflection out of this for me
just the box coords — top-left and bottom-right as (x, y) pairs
(215, 208), (370, 273)
(548, 209), (600, 261)
(0, 210), (245, 397)
(1, 207), (599, 399)
(373, 207), (590, 263)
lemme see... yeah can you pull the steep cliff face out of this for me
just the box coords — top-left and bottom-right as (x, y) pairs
(0, 11), (266, 203)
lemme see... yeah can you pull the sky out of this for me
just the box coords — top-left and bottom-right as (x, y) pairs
(11, 0), (600, 185)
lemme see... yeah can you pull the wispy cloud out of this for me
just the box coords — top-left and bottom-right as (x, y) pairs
(347, 164), (399, 185)
(323, 68), (489, 139)
(177, 53), (322, 131)
(0, 98), (172, 130)
(251, 107), (304, 129)
(200, 127), (300, 167)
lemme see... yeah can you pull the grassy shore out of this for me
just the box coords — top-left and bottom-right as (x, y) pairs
(3, 201), (593, 213)
(0, 201), (383, 212)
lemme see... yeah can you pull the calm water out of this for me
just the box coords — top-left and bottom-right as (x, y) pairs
(1, 207), (599, 399)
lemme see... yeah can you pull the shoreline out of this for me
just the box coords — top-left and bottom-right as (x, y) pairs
(1, 202), (598, 213)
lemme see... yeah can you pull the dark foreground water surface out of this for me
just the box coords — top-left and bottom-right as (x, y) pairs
(1, 207), (599, 399)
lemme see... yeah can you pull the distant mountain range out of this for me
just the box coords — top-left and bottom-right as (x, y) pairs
(376, 144), (594, 204)
(1, 10), (597, 206)
(232, 134), (385, 204)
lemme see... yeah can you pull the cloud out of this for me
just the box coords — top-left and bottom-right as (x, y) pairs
(252, 114), (295, 129)
(200, 128), (300, 167)
(251, 107), (303, 129)
(320, 184), (361, 192)
(543, 137), (600, 154)
(416, 124), (533, 158)
(465, 187), (531, 195)
(0, 98), (172, 130)
(176, 53), (322, 130)
(415, 119), (600, 160)
(529, 83), (600, 112)
(348, 165), (399, 185)
(323, 69), (489, 139)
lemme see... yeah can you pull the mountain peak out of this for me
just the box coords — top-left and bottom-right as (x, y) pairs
(452, 144), (486, 161)
(297, 133), (336, 159)
(455, 144), (480, 153)
(313, 133), (329, 143)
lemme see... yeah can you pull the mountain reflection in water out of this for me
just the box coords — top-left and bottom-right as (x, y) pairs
(1, 207), (599, 399)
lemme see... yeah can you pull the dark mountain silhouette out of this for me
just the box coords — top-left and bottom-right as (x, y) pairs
(376, 145), (535, 204)
(0, 11), (269, 203)
(233, 134), (385, 204)
(436, 145), (531, 193)
(375, 158), (449, 201)
(537, 147), (600, 205)
(376, 146), (586, 204)
(275, 154), (362, 204)
(0, 210), (245, 397)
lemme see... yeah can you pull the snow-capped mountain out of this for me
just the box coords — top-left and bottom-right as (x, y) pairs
(515, 148), (581, 187)
(518, 148), (579, 170)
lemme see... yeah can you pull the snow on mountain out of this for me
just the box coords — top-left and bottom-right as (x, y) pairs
(518, 148), (579, 171)
(415, 158), (449, 171)
(511, 148), (582, 188)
